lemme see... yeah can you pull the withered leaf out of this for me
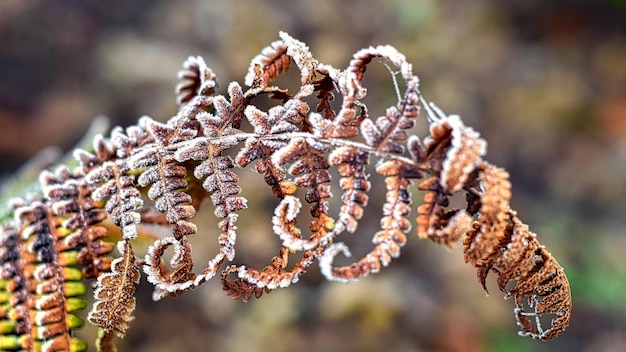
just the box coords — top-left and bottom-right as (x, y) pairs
(0, 31), (571, 350)
(88, 240), (140, 337)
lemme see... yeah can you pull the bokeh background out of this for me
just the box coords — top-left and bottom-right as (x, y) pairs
(1, 1), (625, 351)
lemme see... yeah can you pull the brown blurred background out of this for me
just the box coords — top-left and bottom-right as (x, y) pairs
(1, 1), (625, 351)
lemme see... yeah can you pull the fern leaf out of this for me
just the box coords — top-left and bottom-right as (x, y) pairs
(177, 130), (246, 222)
(211, 81), (246, 130)
(133, 144), (197, 238)
(143, 235), (198, 300)
(130, 117), (204, 298)
(221, 264), (272, 302)
(142, 88), (248, 298)
(41, 166), (114, 280)
(499, 215), (571, 340)
(461, 163), (570, 339)
(362, 77), (420, 154)
(320, 162), (412, 282)
(312, 75), (337, 121)
(416, 177), (447, 238)
(221, 244), (323, 300)
(278, 31), (318, 86)
(73, 134), (116, 175)
(88, 239), (139, 338)
(245, 37), (290, 88)
(0, 222), (32, 351)
(272, 137), (331, 218)
(424, 109), (487, 193)
(11, 200), (87, 351)
(176, 55), (217, 106)
(328, 146), (371, 233)
(0, 32), (572, 345)
(236, 105), (290, 197)
(110, 124), (152, 160)
(87, 161), (142, 240)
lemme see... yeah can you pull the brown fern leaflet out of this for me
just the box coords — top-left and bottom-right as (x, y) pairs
(0, 31), (571, 351)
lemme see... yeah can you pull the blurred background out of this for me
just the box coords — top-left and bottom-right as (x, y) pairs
(1, 0), (625, 351)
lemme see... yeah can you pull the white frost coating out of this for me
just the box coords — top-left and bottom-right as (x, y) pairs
(143, 237), (173, 287)
(33, 263), (54, 281)
(244, 105), (271, 134)
(236, 266), (248, 279)
(373, 44), (413, 81)
(271, 195), (344, 252)
(235, 264), (297, 290)
(296, 83), (315, 98)
(315, 63), (341, 88)
(244, 39), (279, 87)
(115, 239), (130, 258)
(143, 236), (208, 296)
(338, 71), (367, 99)
(515, 301), (546, 338)
(271, 137), (303, 168)
(143, 236), (189, 292)
(219, 214), (238, 261)
(305, 137), (331, 153)
(279, 31), (318, 85)
(319, 242), (355, 283)
(272, 195), (313, 251)
(122, 224), (138, 240)
(276, 196), (300, 222)
(308, 112), (332, 137)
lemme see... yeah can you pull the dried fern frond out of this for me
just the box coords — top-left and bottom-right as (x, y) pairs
(245, 36), (290, 88)
(329, 146), (370, 233)
(0, 32), (571, 349)
(320, 161), (413, 282)
(176, 56), (218, 106)
(88, 240), (139, 338)
(41, 166), (114, 280)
